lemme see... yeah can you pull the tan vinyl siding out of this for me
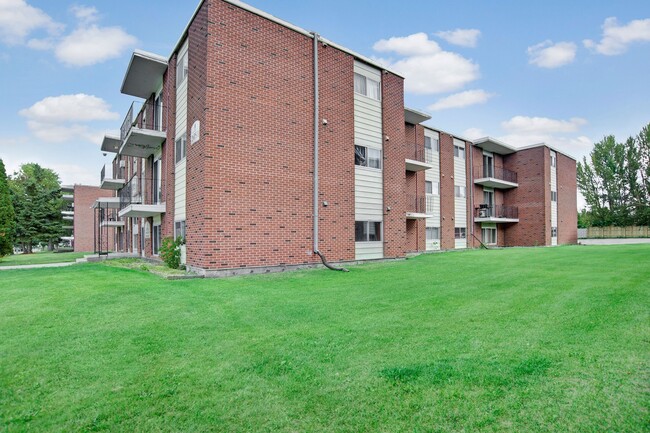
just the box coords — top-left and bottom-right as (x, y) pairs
(453, 138), (467, 248)
(174, 39), (189, 221)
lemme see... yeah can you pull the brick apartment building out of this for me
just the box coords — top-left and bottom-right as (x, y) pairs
(61, 184), (116, 252)
(97, 0), (577, 275)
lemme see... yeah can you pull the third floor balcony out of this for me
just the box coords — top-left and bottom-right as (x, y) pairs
(119, 100), (166, 158)
(473, 166), (518, 189)
(100, 163), (126, 190)
(405, 144), (434, 172)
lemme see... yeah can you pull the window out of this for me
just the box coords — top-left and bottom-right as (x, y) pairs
(551, 227), (558, 237)
(176, 51), (189, 87)
(454, 145), (465, 160)
(483, 154), (494, 178)
(482, 227), (497, 245)
(154, 92), (163, 131)
(551, 191), (558, 202)
(550, 153), (557, 167)
(152, 225), (162, 255)
(175, 220), (186, 240)
(355, 221), (382, 242)
(483, 188), (494, 206)
(426, 227), (440, 240)
(454, 227), (466, 239)
(425, 181), (439, 196)
(353, 73), (380, 101)
(175, 133), (187, 163)
(454, 186), (466, 198)
(424, 136), (439, 152)
(355, 145), (381, 169)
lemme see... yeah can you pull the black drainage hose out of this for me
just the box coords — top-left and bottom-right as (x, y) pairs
(315, 250), (349, 272)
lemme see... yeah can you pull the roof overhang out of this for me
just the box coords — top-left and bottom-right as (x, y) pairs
(121, 50), (168, 99)
(473, 137), (517, 155)
(101, 134), (121, 153)
(404, 107), (432, 125)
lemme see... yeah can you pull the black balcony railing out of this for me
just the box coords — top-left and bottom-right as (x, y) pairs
(119, 175), (162, 210)
(407, 195), (427, 214)
(474, 204), (519, 219)
(474, 166), (518, 183)
(120, 100), (166, 142)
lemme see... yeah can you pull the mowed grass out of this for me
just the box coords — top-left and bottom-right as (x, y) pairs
(0, 251), (88, 266)
(1, 245), (648, 432)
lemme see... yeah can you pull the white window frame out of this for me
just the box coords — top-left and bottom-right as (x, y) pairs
(174, 220), (186, 240)
(176, 51), (189, 87)
(550, 153), (557, 167)
(355, 145), (382, 169)
(551, 227), (558, 237)
(454, 227), (466, 239)
(454, 186), (466, 198)
(551, 191), (558, 202)
(353, 72), (381, 101)
(355, 221), (382, 242)
(175, 133), (187, 164)
(426, 227), (440, 240)
(454, 145), (466, 160)
(481, 226), (497, 245)
(152, 224), (162, 255)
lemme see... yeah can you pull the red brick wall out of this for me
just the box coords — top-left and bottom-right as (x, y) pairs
(316, 43), (355, 261)
(557, 153), (577, 244)
(503, 147), (548, 246)
(439, 132), (456, 249)
(382, 72), (407, 259)
(73, 185), (115, 252)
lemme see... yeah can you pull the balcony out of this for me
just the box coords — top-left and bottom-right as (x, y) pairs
(100, 164), (126, 190)
(61, 210), (74, 221)
(406, 195), (433, 219)
(119, 101), (166, 158)
(474, 166), (518, 189)
(405, 144), (434, 172)
(474, 204), (519, 223)
(99, 208), (125, 228)
(118, 175), (165, 218)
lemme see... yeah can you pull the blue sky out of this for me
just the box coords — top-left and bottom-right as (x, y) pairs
(1, 0), (649, 203)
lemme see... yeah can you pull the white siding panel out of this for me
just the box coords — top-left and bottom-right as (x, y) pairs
(174, 39), (189, 221)
(354, 62), (381, 81)
(454, 198), (467, 227)
(355, 242), (383, 260)
(551, 151), (558, 245)
(355, 167), (383, 220)
(455, 239), (467, 249)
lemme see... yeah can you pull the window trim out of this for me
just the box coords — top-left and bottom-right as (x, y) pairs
(454, 145), (466, 160)
(353, 72), (381, 101)
(175, 132), (187, 164)
(551, 191), (558, 202)
(176, 51), (189, 87)
(355, 221), (382, 242)
(355, 145), (382, 169)
(426, 226), (440, 241)
(454, 227), (467, 239)
(454, 185), (466, 198)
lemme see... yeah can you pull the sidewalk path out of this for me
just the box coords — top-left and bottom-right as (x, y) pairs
(578, 238), (650, 245)
(0, 262), (78, 270)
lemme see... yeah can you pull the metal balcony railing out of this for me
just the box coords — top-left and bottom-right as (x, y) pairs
(474, 166), (518, 183)
(474, 204), (519, 219)
(407, 195), (427, 214)
(120, 100), (166, 142)
(406, 144), (426, 163)
(119, 175), (162, 210)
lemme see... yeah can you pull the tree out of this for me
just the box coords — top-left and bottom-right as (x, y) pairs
(577, 123), (650, 227)
(9, 163), (64, 253)
(0, 159), (15, 257)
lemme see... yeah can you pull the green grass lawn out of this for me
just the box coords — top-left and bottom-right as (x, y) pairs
(1, 245), (648, 432)
(0, 251), (88, 266)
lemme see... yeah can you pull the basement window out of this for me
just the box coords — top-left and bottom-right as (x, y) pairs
(454, 227), (466, 239)
(355, 221), (382, 242)
(355, 145), (381, 169)
(481, 225), (497, 245)
(551, 191), (558, 202)
(354, 73), (381, 101)
(175, 220), (186, 240)
(551, 227), (558, 237)
(454, 186), (466, 198)
(426, 227), (440, 240)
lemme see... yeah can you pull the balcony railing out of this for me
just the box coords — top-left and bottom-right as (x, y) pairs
(407, 195), (428, 214)
(474, 166), (518, 183)
(406, 144), (426, 162)
(119, 176), (162, 210)
(120, 100), (166, 142)
(474, 204), (519, 219)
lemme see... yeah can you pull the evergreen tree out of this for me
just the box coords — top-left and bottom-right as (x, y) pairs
(0, 159), (15, 257)
(9, 163), (63, 253)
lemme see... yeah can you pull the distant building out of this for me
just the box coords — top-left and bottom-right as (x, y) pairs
(61, 184), (115, 253)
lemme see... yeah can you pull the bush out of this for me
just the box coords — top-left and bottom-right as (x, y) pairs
(160, 236), (183, 269)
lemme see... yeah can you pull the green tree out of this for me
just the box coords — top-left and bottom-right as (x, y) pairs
(577, 123), (650, 226)
(0, 159), (16, 257)
(9, 163), (64, 253)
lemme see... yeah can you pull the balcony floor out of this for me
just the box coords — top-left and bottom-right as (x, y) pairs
(118, 203), (166, 218)
(120, 128), (166, 158)
(474, 217), (519, 223)
(101, 178), (126, 190)
(405, 159), (434, 172)
(474, 177), (518, 189)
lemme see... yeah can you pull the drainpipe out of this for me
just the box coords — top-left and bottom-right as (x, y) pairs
(311, 32), (348, 272)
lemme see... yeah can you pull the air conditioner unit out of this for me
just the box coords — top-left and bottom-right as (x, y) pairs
(119, 160), (126, 168)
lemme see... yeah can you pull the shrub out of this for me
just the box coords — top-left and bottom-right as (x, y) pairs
(160, 236), (183, 269)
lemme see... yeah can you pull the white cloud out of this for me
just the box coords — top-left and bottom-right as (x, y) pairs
(527, 40), (577, 68)
(0, 0), (63, 45)
(584, 17), (650, 55)
(70, 5), (98, 24)
(427, 89), (495, 111)
(19, 94), (118, 144)
(462, 128), (487, 140)
(435, 29), (481, 48)
(372, 33), (480, 95)
(55, 25), (136, 66)
(501, 116), (587, 134)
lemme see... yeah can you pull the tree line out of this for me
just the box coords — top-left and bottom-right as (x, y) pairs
(0, 160), (65, 257)
(578, 122), (650, 227)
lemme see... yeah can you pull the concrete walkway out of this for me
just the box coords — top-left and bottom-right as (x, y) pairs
(0, 262), (78, 270)
(578, 238), (650, 245)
